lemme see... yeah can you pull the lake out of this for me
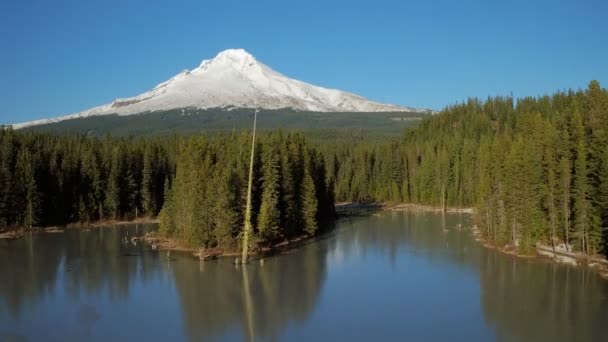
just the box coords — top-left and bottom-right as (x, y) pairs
(1, 211), (607, 341)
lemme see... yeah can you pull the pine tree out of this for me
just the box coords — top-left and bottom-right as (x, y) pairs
(555, 110), (574, 251)
(558, 156), (572, 250)
(141, 145), (154, 216)
(437, 146), (449, 210)
(14, 148), (38, 228)
(159, 177), (175, 235)
(390, 142), (404, 202)
(81, 143), (105, 221)
(313, 151), (333, 222)
(598, 148), (608, 256)
(125, 156), (140, 219)
(477, 136), (494, 241)
(257, 143), (281, 242)
(0, 130), (13, 228)
(543, 140), (558, 249)
(279, 141), (298, 235)
(189, 160), (210, 246)
(585, 80), (608, 256)
(492, 136), (509, 245)
(572, 108), (595, 255)
(105, 147), (121, 220)
(301, 170), (318, 236)
(504, 138), (523, 248)
(91, 153), (104, 221)
(213, 168), (240, 248)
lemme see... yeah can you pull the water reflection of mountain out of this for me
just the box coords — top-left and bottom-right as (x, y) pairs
(170, 239), (328, 341)
(0, 224), (160, 319)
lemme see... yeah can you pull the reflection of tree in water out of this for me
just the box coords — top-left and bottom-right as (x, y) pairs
(170, 212), (476, 341)
(62, 225), (150, 301)
(0, 331), (27, 341)
(73, 303), (100, 340)
(334, 212), (608, 341)
(335, 212), (476, 269)
(478, 250), (608, 342)
(0, 234), (63, 318)
(171, 241), (327, 341)
(2, 215), (608, 341)
(0, 224), (160, 319)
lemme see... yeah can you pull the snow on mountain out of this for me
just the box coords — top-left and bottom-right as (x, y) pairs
(13, 49), (424, 129)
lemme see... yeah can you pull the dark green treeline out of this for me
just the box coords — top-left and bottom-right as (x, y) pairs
(0, 129), (335, 250)
(1, 81), (607, 256)
(0, 131), (174, 228)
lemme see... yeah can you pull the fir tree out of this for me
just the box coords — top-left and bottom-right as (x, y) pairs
(105, 147), (122, 220)
(301, 170), (318, 236)
(572, 108), (593, 254)
(213, 168), (240, 248)
(14, 148), (38, 228)
(141, 145), (154, 216)
(159, 177), (175, 235)
(257, 143), (281, 241)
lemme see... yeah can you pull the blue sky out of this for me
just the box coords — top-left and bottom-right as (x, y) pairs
(1, 0), (607, 124)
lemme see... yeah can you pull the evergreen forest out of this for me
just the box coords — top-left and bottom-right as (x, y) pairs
(1, 81), (606, 257)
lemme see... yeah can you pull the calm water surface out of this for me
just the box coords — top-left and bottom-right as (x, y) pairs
(1, 212), (607, 341)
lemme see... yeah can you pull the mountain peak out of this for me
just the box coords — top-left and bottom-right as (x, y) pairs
(216, 48), (255, 60)
(198, 48), (258, 71)
(12, 49), (427, 129)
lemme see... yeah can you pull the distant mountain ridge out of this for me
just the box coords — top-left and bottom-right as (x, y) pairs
(12, 49), (428, 129)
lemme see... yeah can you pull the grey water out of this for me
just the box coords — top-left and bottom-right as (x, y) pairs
(1, 212), (607, 341)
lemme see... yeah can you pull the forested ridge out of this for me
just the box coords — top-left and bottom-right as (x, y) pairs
(1, 81), (607, 257)
(322, 80), (608, 256)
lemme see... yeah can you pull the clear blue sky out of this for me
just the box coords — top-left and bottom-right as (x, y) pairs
(1, 0), (607, 124)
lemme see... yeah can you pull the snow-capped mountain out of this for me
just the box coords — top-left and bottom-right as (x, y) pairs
(13, 49), (424, 129)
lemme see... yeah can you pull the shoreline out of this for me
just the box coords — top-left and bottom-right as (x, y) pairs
(0, 217), (159, 240)
(1, 201), (469, 240)
(337, 202), (608, 280)
(136, 231), (319, 262)
(470, 225), (608, 279)
(66, 217), (159, 228)
(385, 203), (474, 214)
(335, 201), (474, 214)
(3, 203), (608, 279)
